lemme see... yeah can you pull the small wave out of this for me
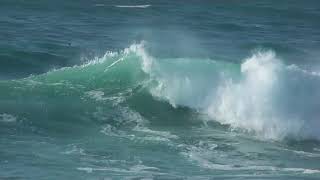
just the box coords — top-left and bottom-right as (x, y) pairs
(115, 5), (151, 8)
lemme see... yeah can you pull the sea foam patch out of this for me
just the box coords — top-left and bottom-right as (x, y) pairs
(0, 113), (17, 123)
(115, 5), (151, 8)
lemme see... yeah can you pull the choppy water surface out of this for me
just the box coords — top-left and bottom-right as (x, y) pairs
(1, 1), (320, 179)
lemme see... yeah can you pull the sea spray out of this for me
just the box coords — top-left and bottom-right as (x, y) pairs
(207, 50), (297, 139)
(129, 45), (320, 140)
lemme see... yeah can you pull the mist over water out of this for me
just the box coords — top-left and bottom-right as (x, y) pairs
(1, 0), (320, 179)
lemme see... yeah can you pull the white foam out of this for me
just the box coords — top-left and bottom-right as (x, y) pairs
(85, 90), (106, 101)
(0, 113), (17, 123)
(287, 64), (320, 77)
(182, 145), (320, 174)
(127, 45), (320, 140)
(285, 148), (320, 158)
(77, 162), (162, 176)
(98, 106), (176, 144)
(85, 90), (125, 104)
(125, 42), (155, 74)
(133, 126), (179, 139)
(207, 51), (296, 139)
(100, 124), (127, 137)
(62, 144), (86, 155)
(314, 148), (320, 152)
(115, 5), (151, 8)
(129, 164), (159, 172)
(135, 48), (320, 140)
(302, 169), (320, 174)
(206, 50), (320, 140)
(94, 4), (105, 7)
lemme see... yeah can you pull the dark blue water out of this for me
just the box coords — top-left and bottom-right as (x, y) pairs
(1, 1), (320, 179)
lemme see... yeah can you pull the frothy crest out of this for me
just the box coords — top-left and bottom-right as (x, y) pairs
(124, 42), (155, 73)
(126, 46), (320, 140)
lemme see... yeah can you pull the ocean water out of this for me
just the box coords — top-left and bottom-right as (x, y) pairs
(1, 1), (320, 179)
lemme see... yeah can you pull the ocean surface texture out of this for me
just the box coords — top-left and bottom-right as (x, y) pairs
(1, 0), (320, 179)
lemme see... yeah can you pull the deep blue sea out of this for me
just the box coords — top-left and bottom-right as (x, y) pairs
(1, 1), (320, 179)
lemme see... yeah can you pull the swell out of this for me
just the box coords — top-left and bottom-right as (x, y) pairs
(1, 43), (320, 141)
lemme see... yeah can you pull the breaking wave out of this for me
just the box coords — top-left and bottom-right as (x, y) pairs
(126, 43), (320, 140)
(2, 42), (320, 141)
